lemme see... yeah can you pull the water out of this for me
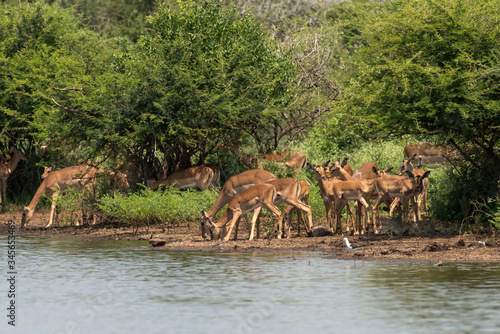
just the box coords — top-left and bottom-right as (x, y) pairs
(1, 235), (500, 334)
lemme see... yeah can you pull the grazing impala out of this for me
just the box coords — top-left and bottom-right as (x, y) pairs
(148, 164), (220, 192)
(200, 169), (277, 239)
(0, 147), (27, 205)
(201, 183), (282, 241)
(21, 165), (100, 228)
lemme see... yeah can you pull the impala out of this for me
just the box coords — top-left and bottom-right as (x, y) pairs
(372, 170), (430, 224)
(201, 183), (282, 241)
(41, 165), (56, 179)
(21, 165), (100, 228)
(265, 178), (313, 239)
(328, 161), (394, 234)
(397, 154), (429, 216)
(403, 142), (455, 166)
(0, 147), (27, 205)
(307, 161), (355, 234)
(281, 180), (310, 238)
(200, 169), (277, 239)
(148, 164), (220, 192)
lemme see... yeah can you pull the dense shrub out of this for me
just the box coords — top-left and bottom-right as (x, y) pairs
(98, 186), (218, 229)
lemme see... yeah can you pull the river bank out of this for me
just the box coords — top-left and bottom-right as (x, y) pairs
(4, 211), (500, 262)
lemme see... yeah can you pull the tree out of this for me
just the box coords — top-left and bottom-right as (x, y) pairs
(97, 0), (297, 177)
(325, 0), (500, 220)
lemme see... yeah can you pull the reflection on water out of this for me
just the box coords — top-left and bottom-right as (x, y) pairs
(1, 235), (499, 334)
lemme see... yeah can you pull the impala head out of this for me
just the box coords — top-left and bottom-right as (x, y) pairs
(21, 206), (31, 228)
(372, 166), (394, 177)
(41, 164), (56, 179)
(200, 209), (216, 240)
(307, 161), (331, 180)
(406, 170), (430, 192)
(398, 154), (417, 175)
(9, 147), (27, 161)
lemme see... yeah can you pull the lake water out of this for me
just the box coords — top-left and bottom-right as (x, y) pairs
(1, 234), (500, 334)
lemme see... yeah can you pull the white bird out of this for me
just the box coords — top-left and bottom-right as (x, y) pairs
(343, 237), (365, 264)
(478, 241), (486, 248)
(343, 237), (363, 250)
(213, 242), (225, 248)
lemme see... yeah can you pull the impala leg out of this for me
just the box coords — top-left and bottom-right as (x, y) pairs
(325, 200), (334, 232)
(372, 196), (385, 232)
(357, 197), (371, 234)
(274, 205), (288, 239)
(249, 207), (262, 241)
(410, 197), (419, 223)
(281, 204), (294, 238)
(389, 197), (400, 217)
(288, 201), (313, 236)
(335, 200), (347, 234)
(47, 190), (60, 227)
(224, 211), (240, 242)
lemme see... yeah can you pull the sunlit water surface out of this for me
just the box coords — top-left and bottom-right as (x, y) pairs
(1, 235), (499, 334)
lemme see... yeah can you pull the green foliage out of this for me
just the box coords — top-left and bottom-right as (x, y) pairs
(53, 186), (97, 226)
(98, 186), (218, 228)
(315, 0), (500, 224)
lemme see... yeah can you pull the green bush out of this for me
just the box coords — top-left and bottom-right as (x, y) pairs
(98, 186), (218, 229)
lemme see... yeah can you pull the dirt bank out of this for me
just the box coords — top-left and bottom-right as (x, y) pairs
(4, 211), (500, 263)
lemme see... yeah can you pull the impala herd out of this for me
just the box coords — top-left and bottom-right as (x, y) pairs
(1, 144), (440, 240)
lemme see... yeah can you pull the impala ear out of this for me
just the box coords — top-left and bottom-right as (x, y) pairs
(322, 160), (330, 168)
(411, 153), (417, 161)
(341, 158), (349, 168)
(385, 167), (394, 173)
(405, 171), (415, 179)
(423, 171), (431, 179)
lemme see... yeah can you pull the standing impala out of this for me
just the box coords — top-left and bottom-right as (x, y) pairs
(200, 169), (277, 239)
(372, 170), (430, 224)
(397, 154), (429, 214)
(307, 160), (356, 234)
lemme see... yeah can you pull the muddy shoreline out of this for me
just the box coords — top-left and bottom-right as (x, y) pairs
(4, 211), (500, 263)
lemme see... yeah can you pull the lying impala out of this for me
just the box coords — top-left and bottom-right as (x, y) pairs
(21, 165), (100, 228)
(0, 147), (27, 205)
(372, 170), (430, 225)
(201, 183), (282, 241)
(148, 164), (220, 191)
